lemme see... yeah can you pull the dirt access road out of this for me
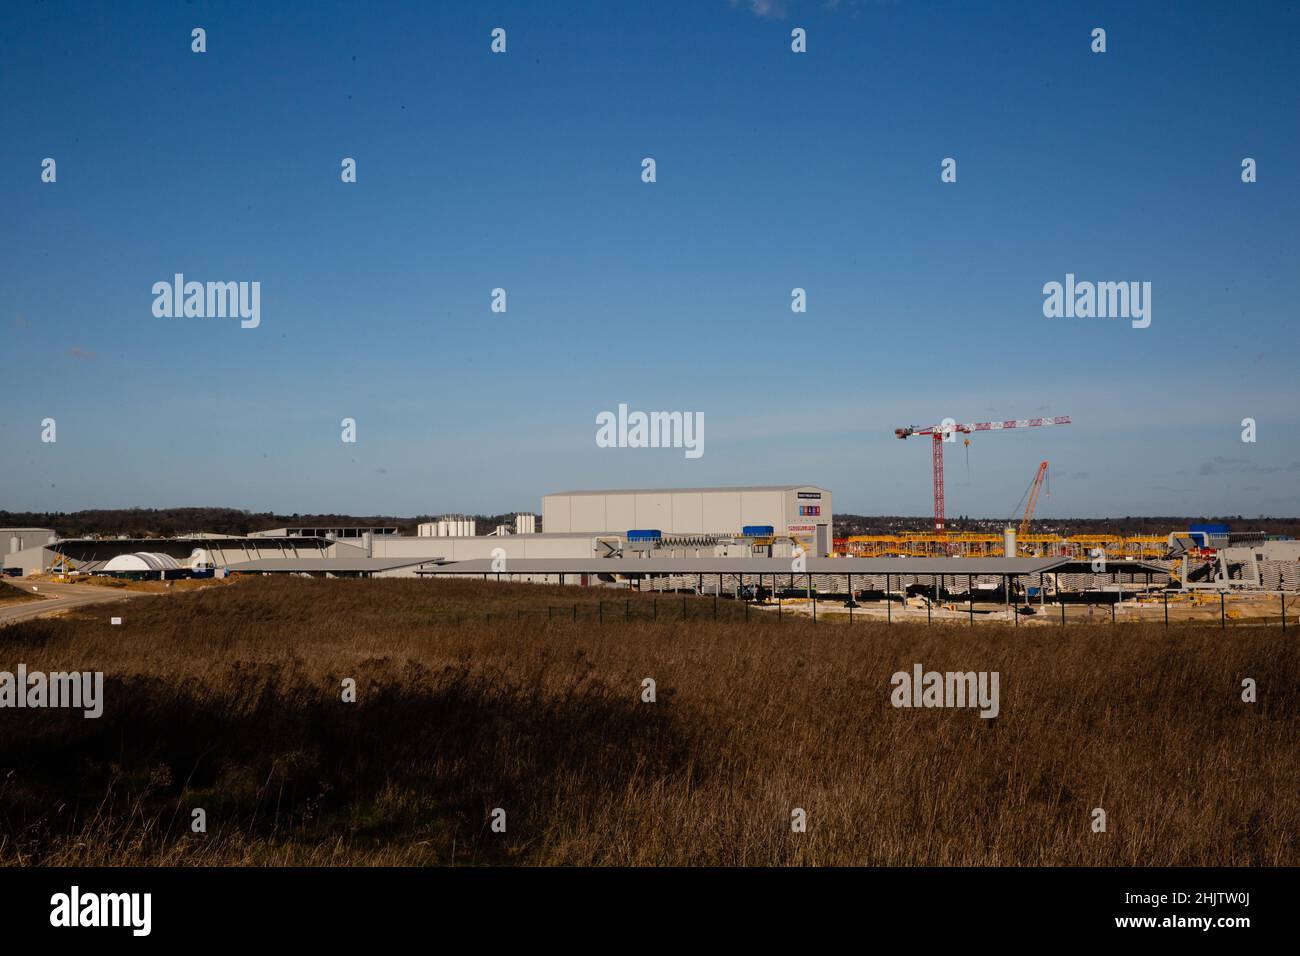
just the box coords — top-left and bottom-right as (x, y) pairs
(0, 581), (150, 628)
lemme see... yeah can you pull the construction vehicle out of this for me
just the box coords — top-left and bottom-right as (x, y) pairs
(1018, 461), (1050, 538)
(48, 553), (79, 577)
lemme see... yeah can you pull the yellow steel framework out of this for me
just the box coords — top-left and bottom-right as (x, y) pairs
(836, 533), (1170, 559)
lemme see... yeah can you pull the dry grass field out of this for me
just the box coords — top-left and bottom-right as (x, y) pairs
(1, 577), (1295, 866)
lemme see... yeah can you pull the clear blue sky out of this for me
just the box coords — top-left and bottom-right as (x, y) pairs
(3, 0), (1297, 519)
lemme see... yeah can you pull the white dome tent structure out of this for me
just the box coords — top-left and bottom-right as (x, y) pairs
(100, 552), (183, 579)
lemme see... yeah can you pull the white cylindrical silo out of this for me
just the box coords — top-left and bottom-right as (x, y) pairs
(1003, 527), (1017, 557)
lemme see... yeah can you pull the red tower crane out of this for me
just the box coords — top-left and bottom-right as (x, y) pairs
(894, 416), (1071, 532)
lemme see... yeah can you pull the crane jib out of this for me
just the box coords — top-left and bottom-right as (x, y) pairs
(909, 416), (1070, 437)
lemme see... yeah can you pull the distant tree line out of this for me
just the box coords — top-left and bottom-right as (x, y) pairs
(3, 508), (1295, 541)
(0, 508), (537, 539)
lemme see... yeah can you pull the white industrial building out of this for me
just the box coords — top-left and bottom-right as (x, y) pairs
(248, 526), (398, 540)
(1, 486), (832, 580)
(543, 485), (833, 556)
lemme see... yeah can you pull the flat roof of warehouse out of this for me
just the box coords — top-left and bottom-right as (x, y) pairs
(209, 555), (1170, 576)
(413, 557), (1170, 575)
(545, 485), (826, 496)
(224, 557), (442, 573)
(50, 536), (337, 546)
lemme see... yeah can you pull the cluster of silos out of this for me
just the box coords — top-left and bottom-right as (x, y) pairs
(417, 517), (478, 537)
(415, 514), (536, 537)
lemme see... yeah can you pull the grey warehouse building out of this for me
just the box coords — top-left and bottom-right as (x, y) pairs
(4, 528), (57, 557)
(543, 485), (833, 556)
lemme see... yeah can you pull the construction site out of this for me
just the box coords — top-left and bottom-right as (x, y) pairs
(4, 411), (1297, 626)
